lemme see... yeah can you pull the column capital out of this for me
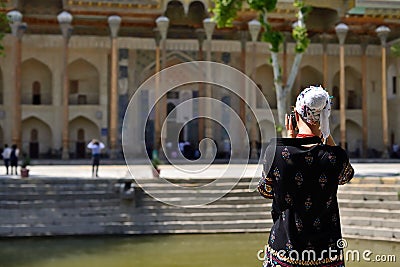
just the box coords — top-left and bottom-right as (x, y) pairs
(108, 15), (122, 39)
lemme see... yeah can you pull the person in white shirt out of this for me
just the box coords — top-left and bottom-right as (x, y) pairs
(87, 139), (105, 177)
(9, 144), (19, 175)
(2, 144), (12, 175)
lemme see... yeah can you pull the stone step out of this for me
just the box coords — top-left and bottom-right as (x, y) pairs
(348, 177), (400, 185)
(127, 228), (268, 235)
(0, 198), (123, 209)
(138, 190), (398, 202)
(342, 225), (400, 240)
(0, 192), (118, 201)
(341, 216), (400, 228)
(138, 181), (400, 194)
(0, 210), (272, 225)
(138, 195), (267, 207)
(339, 184), (400, 192)
(102, 219), (273, 233)
(339, 199), (400, 210)
(136, 203), (272, 213)
(337, 191), (399, 201)
(0, 219), (273, 236)
(340, 207), (400, 219)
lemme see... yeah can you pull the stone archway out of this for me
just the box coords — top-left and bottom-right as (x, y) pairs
(333, 120), (362, 157)
(21, 116), (53, 158)
(21, 58), (52, 105)
(332, 66), (362, 109)
(68, 59), (100, 105)
(69, 116), (100, 158)
(187, 1), (207, 27)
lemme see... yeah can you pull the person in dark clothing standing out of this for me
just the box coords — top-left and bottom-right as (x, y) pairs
(258, 86), (354, 267)
(9, 144), (20, 175)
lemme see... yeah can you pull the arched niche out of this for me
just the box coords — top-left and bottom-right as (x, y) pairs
(187, 1), (206, 27)
(69, 116), (100, 158)
(253, 64), (277, 109)
(332, 66), (362, 109)
(21, 116), (53, 158)
(21, 58), (52, 105)
(68, 59), (100, 105)
(332, 120), (362, 157)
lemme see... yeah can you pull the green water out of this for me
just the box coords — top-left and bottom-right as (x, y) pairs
(0, 234), (398, 267)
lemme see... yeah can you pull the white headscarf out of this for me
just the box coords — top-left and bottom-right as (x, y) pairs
(295, 85), (331, 142)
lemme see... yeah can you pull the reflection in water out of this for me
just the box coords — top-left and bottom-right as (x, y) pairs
(0, 234), (398, 267)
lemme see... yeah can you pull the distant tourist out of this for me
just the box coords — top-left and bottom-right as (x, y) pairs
(2, 144), (12, 175)
(9, 144), (19, 175)
(392, 143), (400, 158)
(87, 139), (105, 177)
(258, 86), (354, 267)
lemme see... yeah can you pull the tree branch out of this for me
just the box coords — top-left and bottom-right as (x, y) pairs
(284, 52), (303, 97)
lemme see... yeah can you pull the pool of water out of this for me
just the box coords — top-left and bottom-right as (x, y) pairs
(0, 234), (398, 267)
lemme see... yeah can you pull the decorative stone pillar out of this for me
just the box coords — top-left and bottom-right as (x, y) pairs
(360, 36), (369, 158)
(7, 10), (26, 150)
(376, 25), (391, 158)
(248, 19), (261, 159)
(203, 18), (216, 158)
(155, 16), (169, 159)
(108, 15), (122, 159)
(335, 23), (349, 150)
(57, 11), (73, 159)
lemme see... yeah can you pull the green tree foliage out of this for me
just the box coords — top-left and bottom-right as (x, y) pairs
(212, 0), (243, 28)
(212, 0), (311, 132)
(212, 0), (310, 54)
(391, 43), (400, 57)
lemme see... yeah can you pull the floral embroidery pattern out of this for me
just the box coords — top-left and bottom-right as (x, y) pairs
(264, 184), (272, 194)
(294, 172), (303, 187)
(319, 173), (328, 188)
(313, 217), (321, 230)
(286, 240), (293, 251)
(326, 196), (333, 209)
(295, 217), (303, 232)
(305, 152), (313, 165)
(273, 167), (281, 181)
(263, 170), (273, 182)
(328, 152), (336, 165)
(270, 230), (276, 244)
(338, 162), (354, 185)
(257, 173), (274, 199)
(305, 196), (312, 211)
(282, 147), (291, 161)
(285, 193), (293, 206)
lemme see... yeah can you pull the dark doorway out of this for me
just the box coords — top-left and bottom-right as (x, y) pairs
(29, 129), (39, 158)
(76, 128), (86, 158)
(32, 81), (41, 105)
